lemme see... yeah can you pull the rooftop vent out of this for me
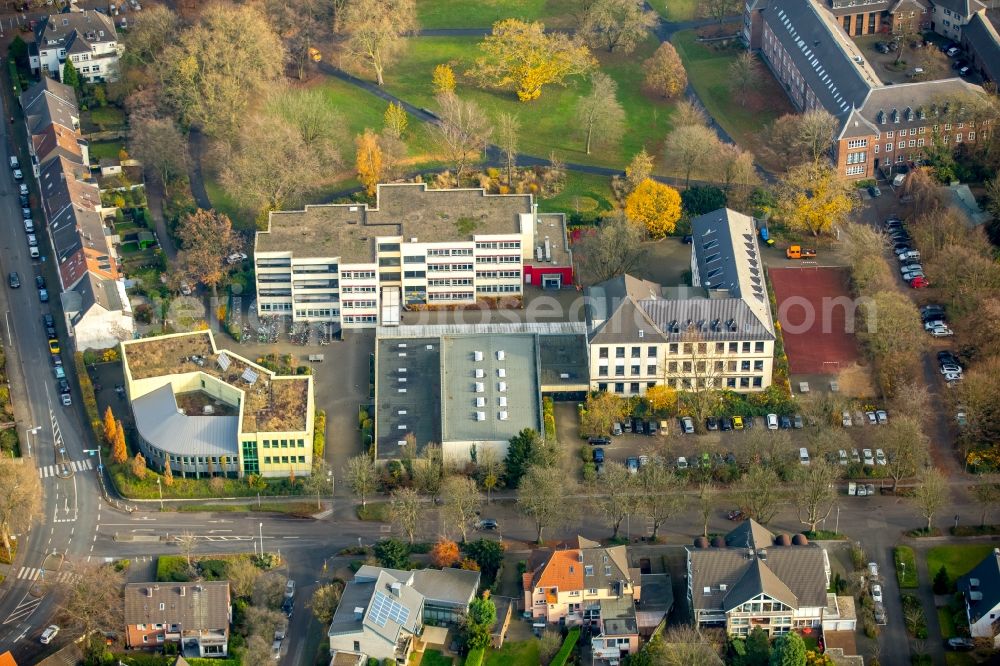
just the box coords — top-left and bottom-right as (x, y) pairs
(476, 397), (485, 408)
(476, 411), (486, 421)
(474, 351), (483, 361)
(475, 382), (484, 393)
(719, 584), (727, 591)
(354, 607), (365, 620)
(497, 350), (505, 361)
(499, 396), (507, 407)
(497, 368), (506, 378)
(499, 411), (509, 420)
(475, 368), (484, 378)
(498, 381), (507, 392)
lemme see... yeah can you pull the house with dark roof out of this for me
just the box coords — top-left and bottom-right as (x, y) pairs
(30, 10), (120, 82)
(930, 0), (987, 41)
(961, 12), (1000, 83)
(123, 582), (231, 657)
(19, 76), (79, 136)
(687, 520), (831, 637)
(957, 547), (1000, 646)
(822, 0), (930, 36)
(584, 209), (775, 397)
(61, 272), (133, 351)
(744, 0), (995, 180)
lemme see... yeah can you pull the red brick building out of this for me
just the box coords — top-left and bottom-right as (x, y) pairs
(124, 582), (231, 658)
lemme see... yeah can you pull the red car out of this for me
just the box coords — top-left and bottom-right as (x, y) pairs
(910, 276), (929, 288)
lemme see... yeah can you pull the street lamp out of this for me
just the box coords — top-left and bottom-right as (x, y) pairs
(259, 522), (264, 556)
(25, 425), (40, 458)
(156, 477), (163, 510)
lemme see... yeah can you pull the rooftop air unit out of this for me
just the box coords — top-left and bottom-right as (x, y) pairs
(474, 351), (483, 361)
(498, 368), (506, 378)
(476, 411), (486, 421)
(499, 397), (507, 407)
(475, 382), (485, 393)
(497, 350), (505, 361)
(544, 238), (551, 262)
(476, 397), (486, 407)
(499, 411), (509, 420)
(475, 368), (484, 378)
(498, 382), (507, 392)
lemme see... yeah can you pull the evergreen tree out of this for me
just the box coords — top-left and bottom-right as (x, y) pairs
(61, 59), (81, 91)
(770, 632), (806, 666)
(504, 428), (542, 488)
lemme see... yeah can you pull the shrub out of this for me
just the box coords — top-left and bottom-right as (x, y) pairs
(933, 565), (950, 594)
(550, 627), (581, 666)
(313, 409), (327, 458)
(465, 647), (485, 666)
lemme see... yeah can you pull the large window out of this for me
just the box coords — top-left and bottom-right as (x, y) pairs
(241, 441), (258, 475)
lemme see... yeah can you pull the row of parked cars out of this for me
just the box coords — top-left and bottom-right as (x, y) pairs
(885, 217), (931, 290)
(9, 156), (39, 260)
(841, 409), (889, 426)
(940, 42), (974, 78)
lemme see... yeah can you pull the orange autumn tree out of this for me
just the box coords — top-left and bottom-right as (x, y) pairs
(355, 129), (384, 196)
(624, 179), (682, 239)
(103, 406), (117, 445)
(430, 538), (460, 567)
(111, 420), (128, 464)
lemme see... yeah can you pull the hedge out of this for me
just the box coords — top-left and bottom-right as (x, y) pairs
(314, 409), (326, 458)
(465, 647), (485, 666)
(550, 627), (580, 666)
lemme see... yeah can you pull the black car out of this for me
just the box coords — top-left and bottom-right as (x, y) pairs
(642, 420), (653, 435)
(892, 243), (912, 253)
(937, 351), (959, 365)
(593, 448), (605, 464)
(682, 235), (693, 244)
(945, 637), (975, 651)
(36, 275), (45, 289)
(779, 415), (792, 429)
(21, 207), (31, 219)
(8, 272), (19, 289)
(57, 379), (71, 394)
(632, 417), (643, 433)
(50, 354), (62, 367)
(706, 417), (720, 431)
(19, 194), (29, 206)
(588, 437), (611, 446)
(721, 417), (733, 431)
(744, 415), (754, 429)
(952, 59), (969, 70)
(43, 314), (57, 339)
(281, 597), (294, 618)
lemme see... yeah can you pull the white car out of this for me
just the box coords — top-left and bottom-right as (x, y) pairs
(898, 250), (921, 262)
(851, 449), (861, 463)
(944, 372), (963, 383)
(680, 416), (694, 434)
(940, 363), (963, 374)
(863, 448), (875, 465)
(865, 411), (877, 425)
(40, 625), (59, 644)
(901, 269), (925, 281)
(871, 584), (883, 603)
(924, 319), (946, 331)
(676, 456), (688, 470)
(838, 449), (849, 465)
(18, 183), (28, 196)
(766, 413), (778, 430)
(13, 168), (23, 180)
(842, 411), (852, 427)
(875, 410), (888, 424)
(868, 562), (879, 578)
(899, 262), (922, 274)
(875, 449), (887, 465)
(930, 325), (954, 337)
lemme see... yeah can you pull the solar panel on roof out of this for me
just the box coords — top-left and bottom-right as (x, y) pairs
(217, 353), (231, 371)
(369, 591), (411, 629)
(242, 368), (258, 385)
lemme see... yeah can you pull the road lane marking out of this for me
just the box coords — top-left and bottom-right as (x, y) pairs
(37, 459), (92, 479)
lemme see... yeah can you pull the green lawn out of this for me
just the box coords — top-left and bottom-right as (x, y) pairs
(356, 501), (390, 522)
(412, 649), (453, 666)
(378, 34), (675, 171)
(654, 0), (702, 21)
(89, 140), (124, 161)
(894, 546), (918, 588)
(483, 641), (540, 665)
(416, 0), (580, 29)
(203, 177), (248, 230)
(937, 607), (956, 638)
(85, 106), (126, 130)
(927, 544), (994, 589)
(539, 172), (615, 222)
(672, 30), (794, 168)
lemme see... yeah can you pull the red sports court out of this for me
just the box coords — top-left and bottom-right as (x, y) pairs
(768, 267), (860, 375)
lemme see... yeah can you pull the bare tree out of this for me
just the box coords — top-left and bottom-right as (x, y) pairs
(175, 531), (199, 576)
(705, 0), (739, 22)
(121, 4), (180, 70)
(695, 481), (717, 538)
(970, 483), (1000, 527)
(434, 92), (493, 184)
(301, 457), (334, 509)
(253, 572), (288, 610)
(792, 458), (841, 532)
(0, 458), (41, 556)
(797, 109), (839, 164)
(389, 487), (421, 543)
(674, 99), (708, 129)
(411, 443), (444, 498)
(128, 115), (189, 197)
(912, 467), (949, 532)
(50, 561), (125, 638)
(597, 462), (639, 539)
(636, 462), (684, 540)
(663, 331), (724, 428)
(344, 454), (378, 508)
(575, 212), (647, 284)
(580, 0), (657, 54)
(715, 143), (757, 195)
(174, 209), (239, 295)
(880, 416), (928, 492)
(496, 112), (520, 186)
(664, 124), (720, 186)
(727, 52), (761, 107)
(441, 476), (482, 542)
(337, 0), (417, 86)
(518, 465), (575, 543)
(648, 625), (725, 665)
(735, 466), (783, 524)
(575, 72), (626, 155)
(225, 557), (262, 599)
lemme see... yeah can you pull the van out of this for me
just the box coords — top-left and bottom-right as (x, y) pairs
(588, 437), (610, 446)
(9, 155), (19, 169)
(611, 422), (622, 436)
(799, 448), (810, 465)
(766, 413), (779, 430)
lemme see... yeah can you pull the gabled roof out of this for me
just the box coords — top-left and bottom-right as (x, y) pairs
(759, 0), (876, 115)
(963, 13), (1000, 83)
(957, 548), (1000, 622)
(34, 10), (117, 50)
(725, 520), (776, 550)
(362, 571), (424, 647)
(854, 78), (987, 132)
(124, 582), (230, 631)
(63, 271), (125, 320)
(354, 565), (480, 607)
(722, 557), (798, 610)
(32, 123), (84, 166)
(836, 106), (880, 141)
(887, 0), (930, 13)
(19, 76), (76, 111)
(20, 77), (78, 134)
(526, 540), (636, 593)
(932, 0), (985, 17)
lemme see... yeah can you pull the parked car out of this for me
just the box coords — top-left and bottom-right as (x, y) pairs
(946, 637), (975, 651)
(8, 272), (20, 289)
(875, 449), (887, 465)
(865, 411), (877, 425)
(13, 169), (23, 180)
(26, 234), (37, 247)
(720, 417), (733, 432)
(57, 379), (70, 394)
(851, 449), (861, 463)
(799, 448), (810, 465)
(902, 269), (925, 282)
(622, 418), (632, 433)
(793, 414), (804, 429)
(842, 411), (853, 427)
(49, 339), (60, 354)
(676, 456), (688, 470)
(727, 509), (745, 520)
(588, 437), (611, 446)
(944, 371), (963, 383)
(638, 455), (650, 468)
(732, 415), (744, 430)
(930, 325), (954, 337)
(766, 413), (779, 430)
(945, 45), (960, 57)
(871, 584), (883, 603)
(612, 422), (622, 436)
(941, 363), (963, 374)
(626, 457), (639, 474)
(21, 207), (31, 219)
(898, 250), (921, 262)
(910, 276), (929, 288)
(18, 183), (28, 196)
(680, 416), (694, 434)
(593, 448), (605, 464)
(476, 518), (498, 530)
(937, 350), (959, 364)
(60, 393), (72, 407)
(868, 185), (881, 197)
(706, 417), (719, 431)
(40, 625), (59, 644)
(39, 288), (48, 302)
(925, 319), (947, 331)
(863, 449), (875, 465)
(19, 194), (29, 206)
(839, 449), (849, 465)
(779, 415), (792, 429)
(284, 579), (295, 599)
(868, 562), (879, 578)
(875, 410), (888, 424)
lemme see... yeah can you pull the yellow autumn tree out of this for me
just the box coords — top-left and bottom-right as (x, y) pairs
(467, 19), (596, 101)
(163, 461), (174, 487)
(383, 102), (408, 139)
(103, 405), (117, 445)
(111, 419), (128, 464)
(355, 129), (384, 196)
(130, 452), (147, 480)
(432, 63), (456, 95)
(624, 179), (682, 239)
(776, 161), (855, 236)
(645, 384), (678, 416)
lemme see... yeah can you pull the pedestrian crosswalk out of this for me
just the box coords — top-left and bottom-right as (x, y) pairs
(37, 458), (92, 479)
(15, 567), (77, 584)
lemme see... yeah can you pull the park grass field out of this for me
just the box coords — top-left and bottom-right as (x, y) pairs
(416, 0), (580, 29)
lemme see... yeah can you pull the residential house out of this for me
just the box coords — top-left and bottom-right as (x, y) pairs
(961, 12), (1000, 83)
(823, 0), (930, 37)
(124, 582), (231, 657)
(253, 183), (573, 329)
(30, 10), (120, 82)
(60, 272), (133, 351)
(929, 0), (986, 40)
(120, 330), (315, 479)
(585, 209), (775, 397)
(374, 322), (588, 462)
(328, 566), (481, 664)
(957, 547), (1000, 646)
(744, 0), (994, 179)
(687, 520), (831, 636)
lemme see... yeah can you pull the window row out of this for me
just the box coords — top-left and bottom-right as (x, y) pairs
(264, 455), (307, 465)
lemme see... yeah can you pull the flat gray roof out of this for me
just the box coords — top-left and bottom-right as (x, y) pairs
(375, 337), (442, 459)
(538, 333), (590, 389)
(441, 334), (540, 444)
(132, 384), (238, 457)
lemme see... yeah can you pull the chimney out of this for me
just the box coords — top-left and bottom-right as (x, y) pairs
(354, 607), (365, 621)
(146, 587), (153, 597)
(390, 581), (402, 597)
(179, 586), (186, 597)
